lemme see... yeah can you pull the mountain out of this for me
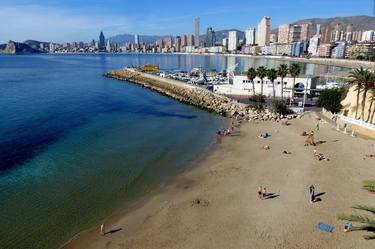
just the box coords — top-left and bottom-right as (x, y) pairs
(0, 40), (42, 54)
(109, 16), (375, 45)
(271, 15), (375, 36)
(108, 29), (245, 45)
(24, 40), (50, 51)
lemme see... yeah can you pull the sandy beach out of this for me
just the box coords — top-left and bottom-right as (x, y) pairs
(64, 113), (375, 249)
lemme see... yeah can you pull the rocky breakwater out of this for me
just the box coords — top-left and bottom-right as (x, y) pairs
(105, 68), (250, 117)
(105, 68), (298, 122)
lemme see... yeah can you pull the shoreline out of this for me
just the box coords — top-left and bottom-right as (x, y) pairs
(63, 113), (375, 249)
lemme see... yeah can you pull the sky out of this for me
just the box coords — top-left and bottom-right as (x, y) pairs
(0, 0), (374, 43)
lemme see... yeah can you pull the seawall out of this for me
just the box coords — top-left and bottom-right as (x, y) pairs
(105, 68), (250, 118)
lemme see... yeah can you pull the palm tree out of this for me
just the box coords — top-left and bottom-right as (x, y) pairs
(247, 68), (257, 96)
(360, 71), (374, 120)
(256, 66), (267, 96)
(289, 63), (301, 98)
(366, 89), (375, 123)
(338, 181), (375, 240)
(370, 94), (375, 124)
(277, 64), (289, 102)
(347, 67), (370, 119)
(267, 69), (278, 99)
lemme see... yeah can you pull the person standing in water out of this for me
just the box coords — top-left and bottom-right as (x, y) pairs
(100, 223), (106, 236)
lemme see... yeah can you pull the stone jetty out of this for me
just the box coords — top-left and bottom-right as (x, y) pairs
(105, 68), (298, 121)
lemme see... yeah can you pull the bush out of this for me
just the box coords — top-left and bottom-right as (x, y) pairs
(250, 103), (264, 113)
(316, 88), (347, 113)
(250, 94), (265, 103)
(271, 100), (288, 115)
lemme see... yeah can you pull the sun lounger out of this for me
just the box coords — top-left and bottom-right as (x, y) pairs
(315, 222), (334, 233)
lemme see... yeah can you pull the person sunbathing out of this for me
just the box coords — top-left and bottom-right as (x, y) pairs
(314, 149), (329, 161)
(262, 145), (270, 150)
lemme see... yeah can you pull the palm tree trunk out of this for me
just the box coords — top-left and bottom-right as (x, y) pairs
(371, 105), (375, 124)
(361, 89), (369, 121)
(366, 100), (373, 123)
(292, 78), (296, 98)
(355, 88), (360, 119)
(281, 77), (284, 102)
(261, 80), (264, 96)
(252, 80), (255, 96)
(272, 80), (276, 99)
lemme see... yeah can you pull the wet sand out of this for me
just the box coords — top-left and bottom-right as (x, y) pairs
(64, 113), (375, 249)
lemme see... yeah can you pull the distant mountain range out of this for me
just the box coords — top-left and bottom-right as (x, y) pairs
(110, 16), (375, 45)
(1, 15), (375, 54)
(271, 15), (375, 37)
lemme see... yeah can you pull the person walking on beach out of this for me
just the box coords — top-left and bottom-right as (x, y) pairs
(262, 187), (267, 199)
(258, 186), (263, 199)
(309, 185), (315, 203)
(100, 223), (106, 236)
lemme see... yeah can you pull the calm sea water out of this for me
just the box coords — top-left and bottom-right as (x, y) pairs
(0, 54), (348, 249)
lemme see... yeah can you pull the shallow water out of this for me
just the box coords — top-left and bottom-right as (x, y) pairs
(0, 54), (348, 249)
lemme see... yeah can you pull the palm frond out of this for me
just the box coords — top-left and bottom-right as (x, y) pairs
(363, 180), (375, 193)
(363, 235), (375, 240)
(338, 214), (375, 226)
(352, 205), (375, 215)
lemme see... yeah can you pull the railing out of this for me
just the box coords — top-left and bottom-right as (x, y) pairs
(338, 114), (375, 131)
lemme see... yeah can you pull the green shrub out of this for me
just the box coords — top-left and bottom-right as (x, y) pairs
(271, 100), (288, 115)
(316, 88), (348, 113)
(250, 103), (264, 113)
(250, 94), (266, 103)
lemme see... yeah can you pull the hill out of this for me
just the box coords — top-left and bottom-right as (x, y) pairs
(0, 41), (42, 54)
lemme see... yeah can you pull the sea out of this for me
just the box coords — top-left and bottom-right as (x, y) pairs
(0, 54), (350, 249)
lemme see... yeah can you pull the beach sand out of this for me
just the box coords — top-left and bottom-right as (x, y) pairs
(64, 113), (375, 249)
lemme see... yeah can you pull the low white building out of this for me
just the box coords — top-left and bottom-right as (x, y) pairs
(213, 75), (317, 98)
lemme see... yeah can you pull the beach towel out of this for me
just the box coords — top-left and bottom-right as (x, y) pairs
(316, 222), (334, 233)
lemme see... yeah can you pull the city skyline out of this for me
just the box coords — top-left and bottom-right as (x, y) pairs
(0, 0), (373, 43)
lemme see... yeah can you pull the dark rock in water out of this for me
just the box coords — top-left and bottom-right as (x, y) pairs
(0, 40), (42, 54)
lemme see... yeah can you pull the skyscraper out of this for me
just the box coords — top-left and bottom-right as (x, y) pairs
(205, 27), (216, 47)
(278, 24), (291, 44)
(134, 34), (139, 45)
(316, 24), (321, 36)
(175, 36), (181, 52)
(98, 31), (105, 51)
(334, 23), (342, 41)
(181, 35), (187, 48)
(164, 36), (172, 49)
(195, 17), (200, 47)
(256, 16), (271, 46)
(321, 26), (332, 44)
(301, 23), (310, 41)
(289, 25), (302, 43)
(245, 28), (256, 45)
(346, 24), (353, 41)
(228, 31), (238, 52)
(187, 34), (194, 47)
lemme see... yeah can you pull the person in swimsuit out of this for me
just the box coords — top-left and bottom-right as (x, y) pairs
(258, 186), (263, 199)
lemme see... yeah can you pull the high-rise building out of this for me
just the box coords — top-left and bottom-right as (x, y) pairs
(308, 35), (320, 56)
(98, 31), (105, 51)
(278, 24), (290, 44)
(269, 34), (277, 43)
(362, 31), (375, 42)
(195, 17), (200, 47)
(301, 23), (310, 41)
(334, 23), (342, 41)
(175, 36), (181, 52)
(245, 28), (256, 45)
(187, 35), (194, 47)
(222, 38), (228, 49)
(106, 40), (111, 52)
(316, 24), (321, 36)
(228, 31), (238, 52)
(321, 26), (332, 44)
(289, 25), (302, 43)
(256, 16), (271, 47)
(181, 35), (187, 47)
(134, 34), (139, 45)
(164, 37), (172, 49)
(345, 24), (353, 42)
(205, 27), (216, 47)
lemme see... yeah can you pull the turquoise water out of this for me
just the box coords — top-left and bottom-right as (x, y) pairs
(0, 54), (348, 249)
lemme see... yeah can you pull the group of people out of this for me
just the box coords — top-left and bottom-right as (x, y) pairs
(216, 121), (235, 143)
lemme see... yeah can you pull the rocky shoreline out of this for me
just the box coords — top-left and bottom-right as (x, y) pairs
(105, 68), (298, 122)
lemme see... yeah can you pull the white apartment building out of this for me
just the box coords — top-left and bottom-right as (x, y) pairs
(228, 31), (238, 52)
(245, 28), (256, 45)
(308, 36), (320, 56)
(213, 75), (317, 98)
(256, 16), (271, 47)
(361, 31), (375, 42)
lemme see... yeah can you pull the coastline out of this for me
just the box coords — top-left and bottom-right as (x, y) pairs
(63, 113), (375, 249)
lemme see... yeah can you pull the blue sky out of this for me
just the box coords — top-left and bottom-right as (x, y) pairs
(0, 0), (373, 43)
